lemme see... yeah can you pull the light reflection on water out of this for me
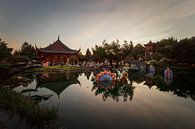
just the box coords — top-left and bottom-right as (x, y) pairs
(11, 71), (195, 129)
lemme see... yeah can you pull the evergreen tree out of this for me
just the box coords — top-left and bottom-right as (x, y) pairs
(85, 48), (92, 61)
(14, 42), (37, 60)
(0, 38), (13, 61)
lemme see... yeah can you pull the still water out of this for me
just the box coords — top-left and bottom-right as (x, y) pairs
(10, 70), (195, 129)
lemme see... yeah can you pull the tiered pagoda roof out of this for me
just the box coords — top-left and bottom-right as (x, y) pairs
(37, 36), (79, 54)
(144, 41), (156, 46)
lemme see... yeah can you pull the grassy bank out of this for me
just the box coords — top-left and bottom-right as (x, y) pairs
(0, 87), (59, 126)
(0, 63), (12, 70)
(33, 65), (81, 72)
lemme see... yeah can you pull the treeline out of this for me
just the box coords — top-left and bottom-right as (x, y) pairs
(1, 36), (195, 66)
(154, 37), (195, 65)
(79, 37), (195, 66)
(79, 39), (145, 64)
(0, 39), (36, 64)
(0, 40), (38, 80)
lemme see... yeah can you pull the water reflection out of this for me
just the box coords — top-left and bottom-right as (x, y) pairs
(2, 72), (35, 88)
(84, 71), (92, 80)
(90, 68), (194, 102)
(163, 77), (173, 86)
(11, 70), (195, 102)
(5, 70), (195, 129)
(36, 72), (81, 97)
(128, 70), (145, 84)
(145, 74), (195, 100)
(91, 73), (135, 102)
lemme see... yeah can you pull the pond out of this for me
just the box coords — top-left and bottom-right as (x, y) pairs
(3, 70), (195, 129)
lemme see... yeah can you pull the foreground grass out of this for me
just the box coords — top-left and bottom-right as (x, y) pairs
(0, 63), (12, 70)
(33, 65), (81, 72)
(0, 87), (59, 126)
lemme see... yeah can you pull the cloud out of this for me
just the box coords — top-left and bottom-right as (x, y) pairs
(0, 12), (7, 27)
(0, 0), (195, 51)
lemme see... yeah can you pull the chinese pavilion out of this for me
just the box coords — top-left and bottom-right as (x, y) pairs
(144, 41), (156, 58)
(36, 36), (80, 65)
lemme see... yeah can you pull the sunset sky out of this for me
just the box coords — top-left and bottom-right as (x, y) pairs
(0, 0), (195, 53)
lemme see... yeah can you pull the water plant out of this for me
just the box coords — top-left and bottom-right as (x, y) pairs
(0, 87), (59, 127)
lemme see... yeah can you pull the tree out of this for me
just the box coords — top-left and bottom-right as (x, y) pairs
(92, 44), (106, 62)
(14, 42), (37, 59)
(78, 52), (85, 62)
(155, 37), (177, 60)
(85, 48), (92, 61)
(0, 38), (13, 61)
(122, 40), (133, 59)
(172, 37), (195, 65)
(132, 44), (144, 59)
(103, 39), (123, 65)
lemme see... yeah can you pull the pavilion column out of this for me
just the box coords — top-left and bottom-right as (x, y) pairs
(57, 55), (60, 63)
(67, 57), (70, 64)
(49, 54), (52, 63)
(63, 55), (67, 64)
(77, 58), (79, 65)
(55, 54), (57, 63)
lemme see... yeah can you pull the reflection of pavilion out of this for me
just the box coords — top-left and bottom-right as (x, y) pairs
(36, 72), (80, 97)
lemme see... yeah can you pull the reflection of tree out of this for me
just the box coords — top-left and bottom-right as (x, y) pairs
(84, 72), (92, 80)
(2, 72), (35, 88)
(128, 70), (145, 84)
(151, 74), (195, 101)
(126, 69), (195, 101)
(92, 78), (135, 102)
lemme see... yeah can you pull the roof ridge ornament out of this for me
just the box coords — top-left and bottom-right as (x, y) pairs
(57, 35), (60, 41)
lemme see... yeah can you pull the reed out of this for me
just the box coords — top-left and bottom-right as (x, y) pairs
(0, 87), (59, 126)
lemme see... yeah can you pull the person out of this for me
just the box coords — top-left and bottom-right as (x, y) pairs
(149, 65), (155, 77)
(164, 67), (173, 86)
(164, 67), (173, 79)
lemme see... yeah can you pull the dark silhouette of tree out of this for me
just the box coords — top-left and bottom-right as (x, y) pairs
(92, 39), (143, 64)
(154, 37), (177, 61)
(152, 37), (195, 65)
(14, 42), (37, 60)
(92, 43), (106, 62)
(0, 38), (13, 61)
(90, 37), (195, 66)
(103, 39), (123, 65)
(172, 37), (195, 65)
(85, 48), (92, 61)
(122, 40), (133, 59)
(78, 52), (85, 62)
(132, 44), (144, 59)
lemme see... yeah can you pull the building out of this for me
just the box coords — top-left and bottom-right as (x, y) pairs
(144, 41), (156, 58)
(36, 36), (80, 65)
